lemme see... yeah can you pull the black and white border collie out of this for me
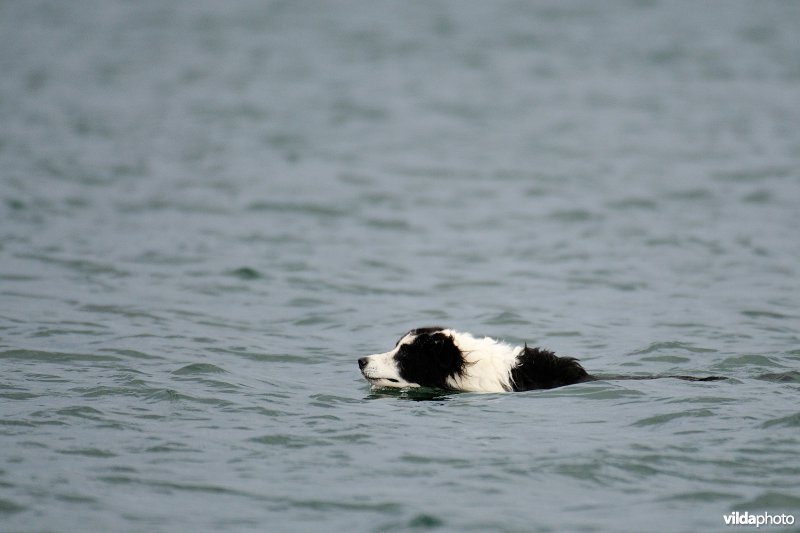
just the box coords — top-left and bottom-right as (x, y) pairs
(358, 327), (722, 393)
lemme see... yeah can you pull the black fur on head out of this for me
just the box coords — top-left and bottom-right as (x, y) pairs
(394, 328), (466, 389)
(395, 326), (446, 346)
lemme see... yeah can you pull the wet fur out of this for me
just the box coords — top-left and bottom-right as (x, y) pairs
(358, 327), (723, 393)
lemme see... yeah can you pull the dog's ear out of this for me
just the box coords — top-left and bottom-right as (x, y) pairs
(431, 334), (458, 370)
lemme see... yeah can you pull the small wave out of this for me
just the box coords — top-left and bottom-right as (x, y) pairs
(630, 341), (716, 355)
(53, 406), (106, 420)
(713, 354), (784, 371)
(761, 412), (800, 429)
(0, 498), (26, 514)
(287, 498), (401, 514)
(548, 208), (600, 222)
(57, 447), (116, 458)
(144, 389), (235, 407)
(13, 253), (128, 277)
(662, 490), (738, 503)
(172, 363), (227, 375)
(246, 200), (347, 218)
(0, 349), (119, 363)
(249, 434), (329, 448)
(481, 310), (530, 326)
(639, 355), (691, 363)
(714, 166), (792, 182)
(227, 267), (263, 280)
(606, 197), (658, 210)
(734, 491), (800, 510)
(741, 309), (792, 320)
(361, 217), (412, 231)
(756, 371), (800, 383)
(632, 408), (715, 427)
(407, 514), (446, 528)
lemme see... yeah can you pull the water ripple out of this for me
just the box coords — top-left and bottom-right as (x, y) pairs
(172, 363), (227, 375)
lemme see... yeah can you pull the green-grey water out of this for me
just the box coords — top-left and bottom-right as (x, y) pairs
(1, 1), (799, 531)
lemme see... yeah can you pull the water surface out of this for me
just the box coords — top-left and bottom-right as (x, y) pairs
(1, 1), (799, 531)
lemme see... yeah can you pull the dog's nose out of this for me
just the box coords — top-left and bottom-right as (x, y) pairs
(358, 357), (368, 370)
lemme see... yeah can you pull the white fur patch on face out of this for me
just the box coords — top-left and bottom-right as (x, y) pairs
(359, 349), (419, 389)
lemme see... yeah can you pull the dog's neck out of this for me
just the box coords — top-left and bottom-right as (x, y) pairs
(444, 330), (520, 392)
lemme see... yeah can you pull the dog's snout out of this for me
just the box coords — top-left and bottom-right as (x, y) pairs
(358, 357), (369, 370)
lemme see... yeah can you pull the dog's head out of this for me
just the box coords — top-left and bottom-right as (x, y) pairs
(358, 327), (466, 389)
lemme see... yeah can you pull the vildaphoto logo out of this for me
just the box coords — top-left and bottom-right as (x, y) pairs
(723, 511), (795, 527)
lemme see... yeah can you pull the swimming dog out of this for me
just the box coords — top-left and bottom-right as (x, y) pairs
(358, 327), (722, 392)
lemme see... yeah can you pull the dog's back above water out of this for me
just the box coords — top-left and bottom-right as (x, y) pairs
(358, 327), (724, 393)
